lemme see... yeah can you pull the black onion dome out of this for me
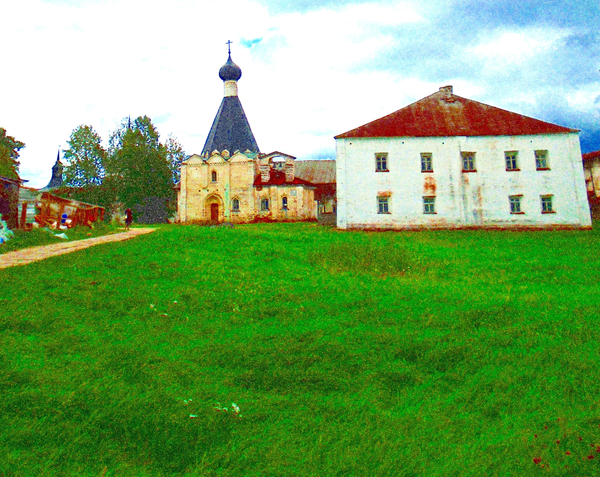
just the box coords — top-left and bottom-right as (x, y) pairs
(219, 54), (242, 82)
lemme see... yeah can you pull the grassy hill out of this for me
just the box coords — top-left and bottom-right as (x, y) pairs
(1, 223), (599, 476)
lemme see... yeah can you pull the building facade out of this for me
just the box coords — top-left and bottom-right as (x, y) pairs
(583, 149), (600, 219)
(335, 86), (591, 230)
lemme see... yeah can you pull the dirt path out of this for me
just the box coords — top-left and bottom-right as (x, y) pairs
(0, 228), (156, 269)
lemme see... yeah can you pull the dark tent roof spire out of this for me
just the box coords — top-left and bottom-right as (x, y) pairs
(201, 49), (259, 156)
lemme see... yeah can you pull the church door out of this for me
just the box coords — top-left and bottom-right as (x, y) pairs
(210, 203), (219, 222)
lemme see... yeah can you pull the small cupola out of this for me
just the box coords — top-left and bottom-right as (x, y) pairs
(219, 54), (242, 82)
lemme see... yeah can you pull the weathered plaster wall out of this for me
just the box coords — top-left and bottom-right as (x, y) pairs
(178, 153), (318, 223)
(336, 133), (591, 229)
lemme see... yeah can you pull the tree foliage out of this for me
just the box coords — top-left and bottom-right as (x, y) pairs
(0, 127), (25, 179)
(63, 125), (106, 187)
(165, 136), (186, 184)
(105, 116), (180, 223)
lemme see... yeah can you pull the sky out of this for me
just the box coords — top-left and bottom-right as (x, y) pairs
(2, 0), (599, 188)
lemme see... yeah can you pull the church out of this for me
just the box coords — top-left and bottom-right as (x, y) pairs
(177, 51), (332, 224)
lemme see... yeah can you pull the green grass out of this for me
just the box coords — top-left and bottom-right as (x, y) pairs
(0, 223), (129, 255)
(1, 223), (599, 476)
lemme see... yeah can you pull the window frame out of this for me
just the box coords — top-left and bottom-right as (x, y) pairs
(231, 197), (240, 212)
(509, 195), (524, 215)
(211, 170), (218, 182)
(423, 196), (436, 214)
(377, 196), (390, 214)
(282, 196), (288, 211)
(375, 153), (389, 172)
(541, 195), (555, 214)
(260, 198), (269, 211)
(535, 150), (550, 170)
(421, 153), (433, 173)
(461, 152), (477, 172)
(505, 151), (519, 171)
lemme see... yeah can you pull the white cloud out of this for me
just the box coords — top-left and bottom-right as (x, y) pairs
(2, 0), (598, 186)
(470, 27), (571, 68)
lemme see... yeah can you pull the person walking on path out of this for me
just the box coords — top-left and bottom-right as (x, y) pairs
(125, 208), (133, 230)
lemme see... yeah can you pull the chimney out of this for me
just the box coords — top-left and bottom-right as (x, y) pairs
(439, 85), (455, 102)
(260, 159), (270, 182)
(285, 162), (294, 182)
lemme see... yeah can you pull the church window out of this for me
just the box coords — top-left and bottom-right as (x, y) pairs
(536, 150), (549, 170)
(261, 198), (269, 211)
(232, 198), (240, 212)
(423, 196), (436, 214)
(505, 151), (519, 171)
(282, 197), (288, 210)
(375, 153), (388, 172)
(421, 153), (433, 172)
(211, 171), (218, 182)
(377, 196), (390, 214)
(509, 195), (523, 214)
(462, 152), (476, 172)
(541, 195), (554, 213)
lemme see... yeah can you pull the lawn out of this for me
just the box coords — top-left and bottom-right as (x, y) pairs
(1, 223), (599, 476)
(0, 222), (125, 255)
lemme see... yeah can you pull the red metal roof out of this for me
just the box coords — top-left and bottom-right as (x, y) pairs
(583, 150), (600, 161)
(335, 86), (578, 139)
(253, 169), (315, 187)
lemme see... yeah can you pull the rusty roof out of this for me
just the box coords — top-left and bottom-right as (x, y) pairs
(335, 86), (578, 139)
(294, 160), (336, 184)
(583, 150), (600, 161)
(254, 169), (315, 187)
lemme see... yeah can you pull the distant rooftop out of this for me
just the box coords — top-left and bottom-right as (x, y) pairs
(335, 86), (578, 139)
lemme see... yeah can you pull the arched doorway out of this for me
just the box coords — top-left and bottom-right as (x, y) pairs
(205, 195), (223, 223)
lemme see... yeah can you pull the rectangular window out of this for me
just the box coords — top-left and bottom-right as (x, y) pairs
(509, 195), (523, 214)
(377, 196), (390, 214)
(423, 196), (436, 214)
(505, 151), (519, 171)
(375, 153), (388, 172)
(541, 195), (554, 213)
(535, 150), (549, 170)
(261, 198), (269, 211)
(421, 153), (433, 172)
(462, 152), (476, 172)
(232, 198), (240, 212)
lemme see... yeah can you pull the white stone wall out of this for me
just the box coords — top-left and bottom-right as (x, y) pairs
(584, 156), (600, 198)
(336, 133), (591, 229)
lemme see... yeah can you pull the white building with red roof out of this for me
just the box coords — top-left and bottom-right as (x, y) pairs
(335, 86), (591, 230)
(583, 149), (600, 219)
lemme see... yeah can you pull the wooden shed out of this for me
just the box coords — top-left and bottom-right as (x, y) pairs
(0, 176), (24, 229)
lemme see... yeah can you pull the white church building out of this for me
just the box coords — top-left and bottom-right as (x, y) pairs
(335, 86), (591, 230)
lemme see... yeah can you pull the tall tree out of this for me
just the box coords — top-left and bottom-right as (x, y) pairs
(106, 116), (177, 223)
(165, 135), (186, 184)
(63, 125), (106, 187)
(0, 127), (25, 179)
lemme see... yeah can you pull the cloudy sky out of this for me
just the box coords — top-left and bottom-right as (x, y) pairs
(3, 0), (599, 188)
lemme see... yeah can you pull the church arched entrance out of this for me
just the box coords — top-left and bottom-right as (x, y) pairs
(205, 195), (223, 223)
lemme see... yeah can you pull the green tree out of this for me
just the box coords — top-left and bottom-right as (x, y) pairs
(106, 116), (177, 223)
(63, 125), (106, 187)
(0, 127), (25, 179)
(165, 135), (186, 184)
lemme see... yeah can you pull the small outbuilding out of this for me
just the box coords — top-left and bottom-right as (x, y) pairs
(583, 149), (600, 219)
(0, 176), (24, 229)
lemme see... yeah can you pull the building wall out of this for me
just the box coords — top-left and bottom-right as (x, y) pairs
(178, 152), (317, 223)
(584, 156), (600, 198)
(336, 133), (591, 229)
